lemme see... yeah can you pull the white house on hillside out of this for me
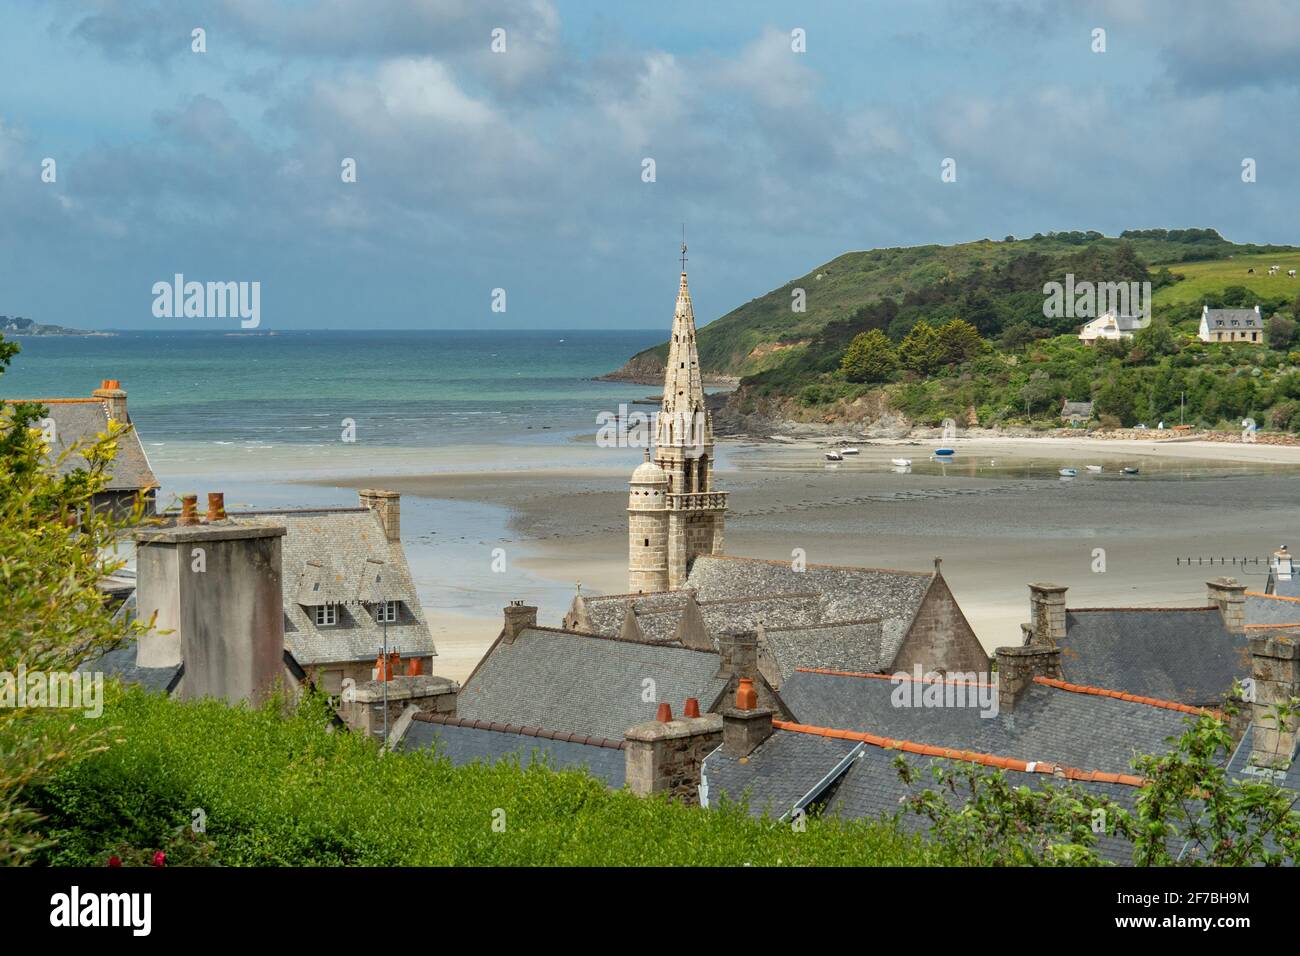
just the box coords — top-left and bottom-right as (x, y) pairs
(1198, 305), (1264, 344)
(1078, 310), (1148, 344)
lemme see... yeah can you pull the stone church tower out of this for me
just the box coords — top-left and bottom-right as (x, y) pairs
(627, 254), (727, 593)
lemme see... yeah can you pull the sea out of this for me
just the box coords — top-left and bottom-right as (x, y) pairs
(1, 330), (665, 617)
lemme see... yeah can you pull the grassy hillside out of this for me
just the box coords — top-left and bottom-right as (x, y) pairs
(617, 229), (1298, 379)
(1154, 253), (1300, 306)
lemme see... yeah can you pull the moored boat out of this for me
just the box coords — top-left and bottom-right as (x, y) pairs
(1059, 468), (1077, 477)
(890, 458), (912, 467)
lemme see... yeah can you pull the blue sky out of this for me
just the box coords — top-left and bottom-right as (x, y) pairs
(1, 0), (1298, 330)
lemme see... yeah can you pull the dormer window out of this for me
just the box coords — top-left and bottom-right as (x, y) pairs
(375, 601), (399, 624)
(314, 604), (338, 626)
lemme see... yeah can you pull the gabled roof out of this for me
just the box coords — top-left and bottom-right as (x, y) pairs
(1059, 607), (1248, 705)
(232, 508), (435, 666)
(3, 398), (158, 492)
(778, 669), (1199, 777)
(457, 625), (731, 741)
(760, 620), (886, 682)
(399, 712), (626, 788)
(1203, 306), (1263, 330)
(702, 728), (859, 818)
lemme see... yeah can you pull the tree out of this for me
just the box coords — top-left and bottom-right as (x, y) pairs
(1019, 369), (1052, 418)
(840, 330), (897, 383)
(1267, 315), (1297, 351)
(899, 322), (942, 376)
(0, 335), (148, 863)
(935, 319), (987, 366)
(1132, 318), (1177, 359)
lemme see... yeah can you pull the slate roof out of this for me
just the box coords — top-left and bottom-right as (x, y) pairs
(231, 508), (436, 667)
(778, 669), (1196, 777)
(80, 640), (182, 694)
(1245, 592), (1300, 628)
(457, 626), (730, 741)
(400, 714), (626, 788)
(1061, 400), (1094, 420)
(1059, 608), (1249, 706)
(825, 741), (1146, 865)
(576, 555), (935, 677)
(1204, 307), (1264, 331)
(702, 728), (859, 818)
(701, 726), (1147, 864)
(1265, 568), (1300, 598)
(3, 398), (158, 492)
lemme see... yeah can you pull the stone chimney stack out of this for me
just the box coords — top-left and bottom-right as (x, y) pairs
(995, 643), (1062, 713)
(624, 702), (723, 802)
(359, 489), (400, 542)
(1248, 632), (1300, 769)
(1028, 583), (1068, 646)
(134, 516), (286, 705)
(722, 678), (774, 758)
(716, 631), (758, 679)
(1206, 577), (1247, 633)
(92, 379), (128, 424)
(502, 601), (538, 644)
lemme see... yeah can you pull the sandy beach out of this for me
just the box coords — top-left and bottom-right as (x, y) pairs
(305, 434), (1300, 683)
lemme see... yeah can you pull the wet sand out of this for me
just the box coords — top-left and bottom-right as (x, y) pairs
(312, 436), (1300, 680)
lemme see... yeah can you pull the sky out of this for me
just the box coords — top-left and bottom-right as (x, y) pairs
(1, 0), (1298, 331)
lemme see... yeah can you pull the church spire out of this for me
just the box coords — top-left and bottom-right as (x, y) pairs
(657, 259), (709, 437)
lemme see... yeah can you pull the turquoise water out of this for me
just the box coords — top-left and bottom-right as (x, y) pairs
(0, 330), (662, 447)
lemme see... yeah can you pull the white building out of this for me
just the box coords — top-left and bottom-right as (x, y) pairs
(1078, 310), (1148, 343)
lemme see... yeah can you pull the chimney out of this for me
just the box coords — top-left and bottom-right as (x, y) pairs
(92, 378), (128, 424)
(1247, 632), (1300, 769)
(1028, 583), (1068, 646)
(359, 489), (400, 542)
(624, 709), (723, 802)
(1207, 577), (1247, 633)
(722, 678), (774, 757)
(716, 631), (758, 679)
(133, 519), (286, 704)
(502, 600), (537, 644)
(1272, 545), (1294, 586)
(995, 643), (1062, 712)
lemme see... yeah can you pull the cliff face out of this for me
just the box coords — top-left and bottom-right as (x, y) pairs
(596, 349), (666, 385)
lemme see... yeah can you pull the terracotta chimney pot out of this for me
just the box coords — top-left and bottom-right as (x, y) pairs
(736, 678), (757, 711)
(655, 702), (672, 722)
(683, 697), (700, 718)
(206, 492), (226, 522)
(179, 495), (199, 526)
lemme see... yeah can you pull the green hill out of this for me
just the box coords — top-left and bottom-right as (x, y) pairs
(609, 229), (1297, 382)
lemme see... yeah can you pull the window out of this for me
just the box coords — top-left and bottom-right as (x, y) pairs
(375, 601), (399, 624)
(314, 604), (338, 626)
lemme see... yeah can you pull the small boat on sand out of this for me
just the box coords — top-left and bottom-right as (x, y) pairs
(825, 451), (843, 461)
(1086, 465), (1103, 473)
(934, 448), (955, 457)
(1059, 468), (1077, 477)
(840, 447), (859, 455)
(1122, 466), (1140, 475)
(891, 458), (912, 467)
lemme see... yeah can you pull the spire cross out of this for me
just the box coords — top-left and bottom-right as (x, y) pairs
(680, 225), (688, 273)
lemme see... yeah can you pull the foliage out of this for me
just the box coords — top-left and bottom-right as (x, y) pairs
(895, 703), (1300, 867)
(0, 335), (152, 865)
(839, 329), (897, 383)
(26, 687), (943, 867)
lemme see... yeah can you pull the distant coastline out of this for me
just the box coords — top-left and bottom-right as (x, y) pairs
(1, 316), (114, 337)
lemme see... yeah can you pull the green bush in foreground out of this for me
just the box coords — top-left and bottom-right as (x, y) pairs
(26, 687), (941, 867)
